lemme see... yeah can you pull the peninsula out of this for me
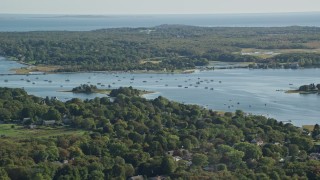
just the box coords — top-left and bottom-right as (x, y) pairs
(2, 26), (320, 73)
(286, 83), (320, 94)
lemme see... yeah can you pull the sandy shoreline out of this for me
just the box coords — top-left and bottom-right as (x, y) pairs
(12, 64), (197, 75)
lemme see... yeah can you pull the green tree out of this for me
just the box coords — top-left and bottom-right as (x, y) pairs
(54, 165), (80, 180)
(33, 150), (49, 163)
(0, 168), (10, 180)
(161, 156), (176, 174)
(82, 118), (96, 130)
(112, 164), (126, 179)
(34, 173), (47, 180)
(288, 144), (300, 157)
(217, 145), (244, 169)
(45, 107), (61, 121)
(88, 170), (104, 180)
(216, 164), (228, 171)
(108, 142), (128, 157)
(124, 164), (135, 178)
(47, 145), (59, 161)
(192, 153), (208, 167)
(312, 124), (320, 138)
(290, 136), (314, 151)
(0, 108), (11, 121)
(234, 142), (262, 160)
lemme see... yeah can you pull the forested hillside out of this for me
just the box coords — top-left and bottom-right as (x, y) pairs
(1, 26), (320, 71)
(0, 87), (319, 179)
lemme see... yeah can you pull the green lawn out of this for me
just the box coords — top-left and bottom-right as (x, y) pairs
(0, 124), (86, 139)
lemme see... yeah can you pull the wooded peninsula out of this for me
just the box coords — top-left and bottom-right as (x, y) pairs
(0, 87), (320, 179)
(1, 25), (320, 72)
(286, 83), (320, 94)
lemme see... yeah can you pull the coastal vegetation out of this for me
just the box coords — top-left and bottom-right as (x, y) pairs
(286, 83), (320, 94)
(1, 26), (320, 72)
(109, 86), (153, 97)
(71, 84), (100, 94)
(0, 87), (320, 179)
(67, 85), (152, 96)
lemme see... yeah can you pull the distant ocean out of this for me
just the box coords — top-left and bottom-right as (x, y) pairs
(1, 12), (320, 32)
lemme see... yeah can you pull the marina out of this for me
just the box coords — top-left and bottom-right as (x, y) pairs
(0, 57), (319, 126)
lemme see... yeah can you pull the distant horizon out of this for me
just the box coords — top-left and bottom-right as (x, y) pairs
(2, 0), (320, 15)
(1, 11), (320, 16)
(1, 11), (320, 32)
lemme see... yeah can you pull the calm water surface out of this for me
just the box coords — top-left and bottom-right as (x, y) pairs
(0, 57), (319, 126)
(1, 13), (320, 32)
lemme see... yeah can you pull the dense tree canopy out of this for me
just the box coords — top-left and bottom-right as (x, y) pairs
(0, 87), (319, 179)
(1, 26), (320, 71)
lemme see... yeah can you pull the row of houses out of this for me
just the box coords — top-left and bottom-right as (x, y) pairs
(128, 175), (167, 180)
(22, 115), (72, 129)
(22, 117), (57, 127)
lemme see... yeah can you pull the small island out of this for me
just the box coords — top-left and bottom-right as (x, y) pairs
(57, 84), (110, 94)
(286, 83), (320, 94)
(71, 84), (108, 94)
(62, 84), (154, 96)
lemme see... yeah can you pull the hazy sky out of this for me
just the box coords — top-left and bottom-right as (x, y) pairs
(1, 0), (320, 14)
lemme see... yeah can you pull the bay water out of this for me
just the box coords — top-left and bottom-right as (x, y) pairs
(0, 57), (319, 126)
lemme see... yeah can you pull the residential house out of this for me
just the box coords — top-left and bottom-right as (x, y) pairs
(173, 156), (182, 162)
(203, 166), (215, 172)
(22, 118), (31, 123)
(28, 124), (37, 129)
(43, 120), (56, 126)
(314, 134), (320, 140)
(128, 175), (144, 180)
(167, 150), (174, 156)
(309, 153), (320, 160)
(148, 176), (167, 180)
(62, 115), (71, 124)
(251, 138), (264, 146)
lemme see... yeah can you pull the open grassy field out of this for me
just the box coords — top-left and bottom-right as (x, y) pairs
(241, 48), (320, 59)
(12, 65), (62, 74)
(302, 125), (315, 132)
(0, 124), (86, 139)
(139, 60), (161, 64)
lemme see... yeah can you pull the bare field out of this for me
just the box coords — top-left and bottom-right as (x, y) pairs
(304, 41), (320, 49)
(13, 65), (62, 74)
(241, 48), (320, 59)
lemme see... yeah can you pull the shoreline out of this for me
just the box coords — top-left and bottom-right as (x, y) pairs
(6, 57), (320, 75)
(10, 60), (197, 75)
(285, 90), (319, 94)
(58, 89), (155, 96)
(13, 67), (198, 75)
(12, 62), (320, 75)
